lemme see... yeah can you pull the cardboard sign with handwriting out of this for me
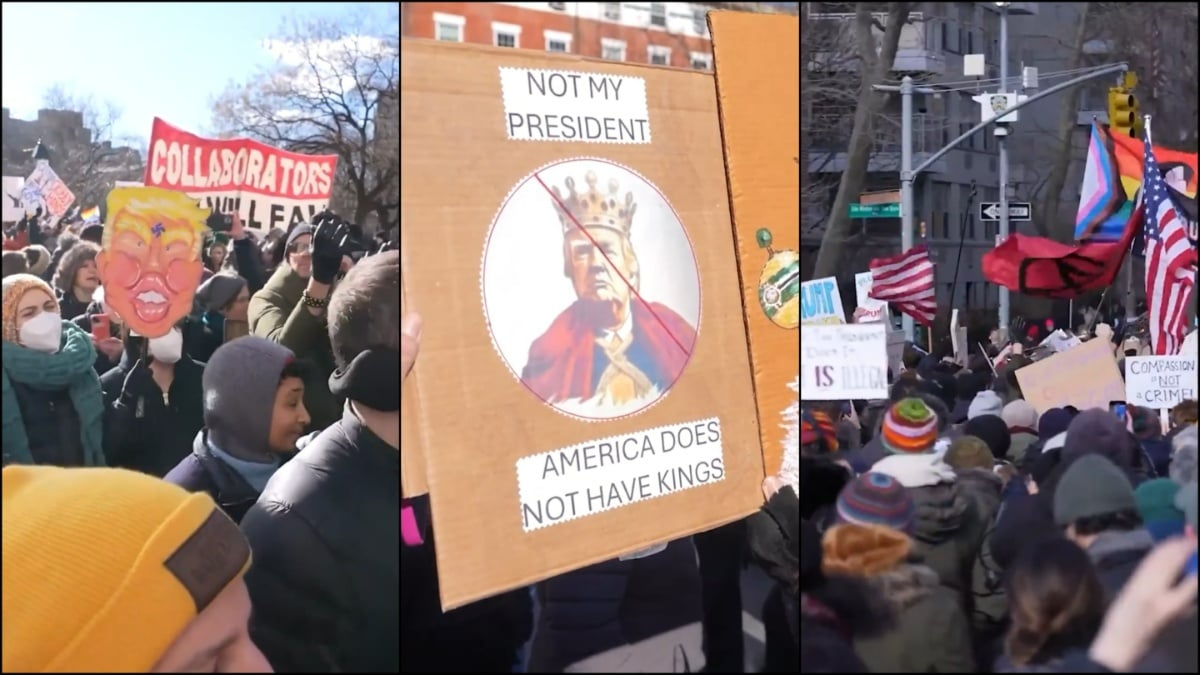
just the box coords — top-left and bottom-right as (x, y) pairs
(1015, 337), (1125, 414)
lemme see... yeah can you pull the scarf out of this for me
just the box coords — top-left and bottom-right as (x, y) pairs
(870, 453), (957, 488)
(1, 321), (106, 466)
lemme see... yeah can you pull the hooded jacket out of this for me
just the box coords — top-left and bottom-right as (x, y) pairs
(1062, 409), (1150, 487)
(852, 562), (977, 673)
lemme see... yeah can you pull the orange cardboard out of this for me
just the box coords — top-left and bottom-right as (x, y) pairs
(1014, 338), (1126, 414)
(400, 38), (763, 611)
(708, 11), (801, 480)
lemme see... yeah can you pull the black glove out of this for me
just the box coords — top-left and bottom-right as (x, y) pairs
(310, 218), (350, 285)
(746, 486), (800, 594)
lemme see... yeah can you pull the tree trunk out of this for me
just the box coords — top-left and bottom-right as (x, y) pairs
(811, 2), (912, 280)
(1036, 2), (1091, 241)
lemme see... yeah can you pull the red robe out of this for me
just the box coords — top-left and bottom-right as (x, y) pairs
(522, 300), (696, 404)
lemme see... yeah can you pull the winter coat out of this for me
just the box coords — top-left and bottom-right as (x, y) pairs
(1136, 612), (1199, 673)
(853, 562), (977, 673)
(1086, 528), (1155, 602)
(55, 290), (90, 325)
(800, 595), (866, 673)
(955, 469), (1009, 661)
(248, 264), (341, 432)
(1, 320), (106, 467)
(163, 430), (262, 524)
(99, 345), (206, 478)
(241, 408), (401, 673)
(527, 538), (705, 672)
(908, 480), (989, 611)
(231, 237), (268, 294)
(1008, 430), (1039, 467)
(1140, 436), (1173, 478)
(402, 493), (534, 672)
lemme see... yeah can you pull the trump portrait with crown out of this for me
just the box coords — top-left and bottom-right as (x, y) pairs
(519, 170), (697, 416)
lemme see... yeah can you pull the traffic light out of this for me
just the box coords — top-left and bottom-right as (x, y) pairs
(1108, 88), (1139, 138)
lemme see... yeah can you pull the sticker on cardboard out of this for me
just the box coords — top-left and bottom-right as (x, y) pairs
(499, 67), (651, 143)
(481, 158), (701, 421)
(516, 417), (725, 532)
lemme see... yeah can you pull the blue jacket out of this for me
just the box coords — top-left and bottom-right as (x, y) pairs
(163, 430), (261, 524)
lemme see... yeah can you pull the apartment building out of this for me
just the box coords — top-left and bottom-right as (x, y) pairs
(804, 2), (1103, 311)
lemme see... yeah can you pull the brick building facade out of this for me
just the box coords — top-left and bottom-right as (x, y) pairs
(401, 2), (719, 70)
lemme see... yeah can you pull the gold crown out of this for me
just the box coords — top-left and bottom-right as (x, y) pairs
(551, 171), (636, 238)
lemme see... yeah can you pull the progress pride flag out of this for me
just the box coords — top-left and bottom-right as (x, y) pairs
(144, 117), (338, 230)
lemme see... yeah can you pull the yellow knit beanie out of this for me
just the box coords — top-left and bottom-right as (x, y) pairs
(1, 273), (60, 345)
(2, 466), (252, 673)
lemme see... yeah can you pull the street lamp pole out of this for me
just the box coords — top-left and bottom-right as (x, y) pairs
(997, 2), (1012, 339)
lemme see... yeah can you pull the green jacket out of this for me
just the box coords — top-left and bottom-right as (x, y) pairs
(248, 264), (342, 432)
(855, 563), (977, 673)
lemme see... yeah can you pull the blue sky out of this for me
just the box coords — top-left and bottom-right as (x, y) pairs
(1, 2), (393, 144)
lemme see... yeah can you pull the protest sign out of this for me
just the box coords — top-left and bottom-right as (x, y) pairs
(400, 38), (762, 611)
(2, 176), (24, 222)
(24, 163), (75, 217)
(96, 187), (208, 338)
(1125, 356), (1199, 409)
(801, 276), (846, 325)
(887, 329), (906, 376)
(801, 323), (888, 400)
(708, 9), (800, 502)
(855, 271), (888, 324)
(1015, 337), (1125, 414)
(143, 118), (337, 231)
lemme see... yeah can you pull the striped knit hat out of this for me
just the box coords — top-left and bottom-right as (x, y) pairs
(880, 397), (939, 455)
(835, 473), (915, 533)
(800, 410), (839, 453)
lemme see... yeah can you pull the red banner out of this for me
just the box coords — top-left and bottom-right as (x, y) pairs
(143, 118), (338, 230)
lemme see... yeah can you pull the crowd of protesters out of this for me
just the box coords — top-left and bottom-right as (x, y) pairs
(799, 327), (1199, 673)
(3, 205), (402, 672)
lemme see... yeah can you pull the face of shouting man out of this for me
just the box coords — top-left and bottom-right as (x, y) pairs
(96, 187), (208, 338)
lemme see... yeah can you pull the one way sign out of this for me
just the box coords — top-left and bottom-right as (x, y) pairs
(979, 202), (1031, 222)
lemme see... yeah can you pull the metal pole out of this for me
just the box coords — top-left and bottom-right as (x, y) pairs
(997, 3), (1011, 337)
(900, 75), (915, 342)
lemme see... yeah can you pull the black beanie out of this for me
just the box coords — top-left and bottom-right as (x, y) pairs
(963, 414), (1012, 461)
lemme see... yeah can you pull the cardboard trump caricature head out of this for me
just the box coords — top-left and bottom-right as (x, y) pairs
(96, 187), (209, 338)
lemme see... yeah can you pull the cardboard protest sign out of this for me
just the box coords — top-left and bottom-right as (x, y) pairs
(96, 187), (209, 338)
(708, 9), (800, 493)
(1015, 337), (1126, 414)
(887, 330), (906, 376)
(23, 163), (75, 217)
(801, 323), (889, 400)
(400, 39), (762, 610)
(854, 271), (888, 324)
(2, 176), (24, 222)
(801, 276), (846, 325)
(143, 118), (337, 231)
(1125, 356), (1199, 409)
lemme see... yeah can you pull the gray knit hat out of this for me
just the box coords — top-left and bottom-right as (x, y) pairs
(203, 336), (296, 459)
(1053, 454), (1137, 526)
(195, 273), (246, 313)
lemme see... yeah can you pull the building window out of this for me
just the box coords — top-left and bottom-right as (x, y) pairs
(650, 3), (667, 28)
(693, 8), (707, 35)
(433, 13), (465, 43)
(690, 51), (712, 70)
(604, 2), (621, 20)
(964, 151), (973, 169)
(648, 45), (671, 66)
(966, 29), (974, 54)
(602, 38), (627, 62)
(544, 30), (572, 53)
(492, 22), (521, 49)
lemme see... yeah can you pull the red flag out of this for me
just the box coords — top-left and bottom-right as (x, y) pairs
(869, 245), (936, 326)
(982, 202), (1143, 298)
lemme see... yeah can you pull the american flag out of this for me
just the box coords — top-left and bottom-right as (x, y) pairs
(1142, 134), (1198, 356)
(869, 245), (936, 326)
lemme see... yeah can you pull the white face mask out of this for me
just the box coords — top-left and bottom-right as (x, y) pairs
(148, 328), (183, 364)
(19, 312), (63, 353)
